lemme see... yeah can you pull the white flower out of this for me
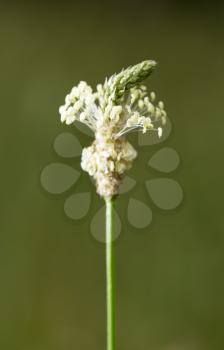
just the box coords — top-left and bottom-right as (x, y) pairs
(59, 60), (167, 198)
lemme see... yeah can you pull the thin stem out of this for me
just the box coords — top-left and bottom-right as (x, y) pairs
(105, 197), (115, 350)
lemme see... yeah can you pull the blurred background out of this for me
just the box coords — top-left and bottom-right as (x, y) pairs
(1, 1), (224, 349)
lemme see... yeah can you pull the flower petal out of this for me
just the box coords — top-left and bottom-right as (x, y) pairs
(148, 147), (180, 173)
(128, 198), (152, 228)
(90, 205), (121, 243)
(64, 192), (91, 219)
(146, 178), (183, 210)
(54, 132), (82, 158)
(40, 163), (80, 194)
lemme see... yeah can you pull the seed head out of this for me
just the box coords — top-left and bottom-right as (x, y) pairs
(59, 60), (167, 198)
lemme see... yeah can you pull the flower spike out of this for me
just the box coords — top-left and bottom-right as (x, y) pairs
(104, 60), (157, 105)
(59, 60), (167, 198)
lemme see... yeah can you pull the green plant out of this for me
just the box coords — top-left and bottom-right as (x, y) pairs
(59, 60), (167, 350)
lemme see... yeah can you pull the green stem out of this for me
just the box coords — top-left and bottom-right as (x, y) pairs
(105, 197), (115, 350)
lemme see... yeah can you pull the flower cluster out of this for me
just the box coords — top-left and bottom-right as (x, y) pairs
(59, 60), (167, 198)
(81, 127), (137, 197)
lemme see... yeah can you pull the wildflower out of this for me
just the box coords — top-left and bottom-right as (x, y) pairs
(56, 61), (171, 350)
(59, 60), (167, 198)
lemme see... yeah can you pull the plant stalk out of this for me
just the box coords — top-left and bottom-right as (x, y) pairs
(105, 197), (115, 350)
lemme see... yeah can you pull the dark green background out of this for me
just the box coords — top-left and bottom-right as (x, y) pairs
(1, 2), (224, 349)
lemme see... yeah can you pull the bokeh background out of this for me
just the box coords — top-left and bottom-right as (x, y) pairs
(1, 1), (224, 349)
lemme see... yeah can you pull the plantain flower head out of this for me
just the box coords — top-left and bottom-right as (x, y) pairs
(59, 60), (167, 199)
